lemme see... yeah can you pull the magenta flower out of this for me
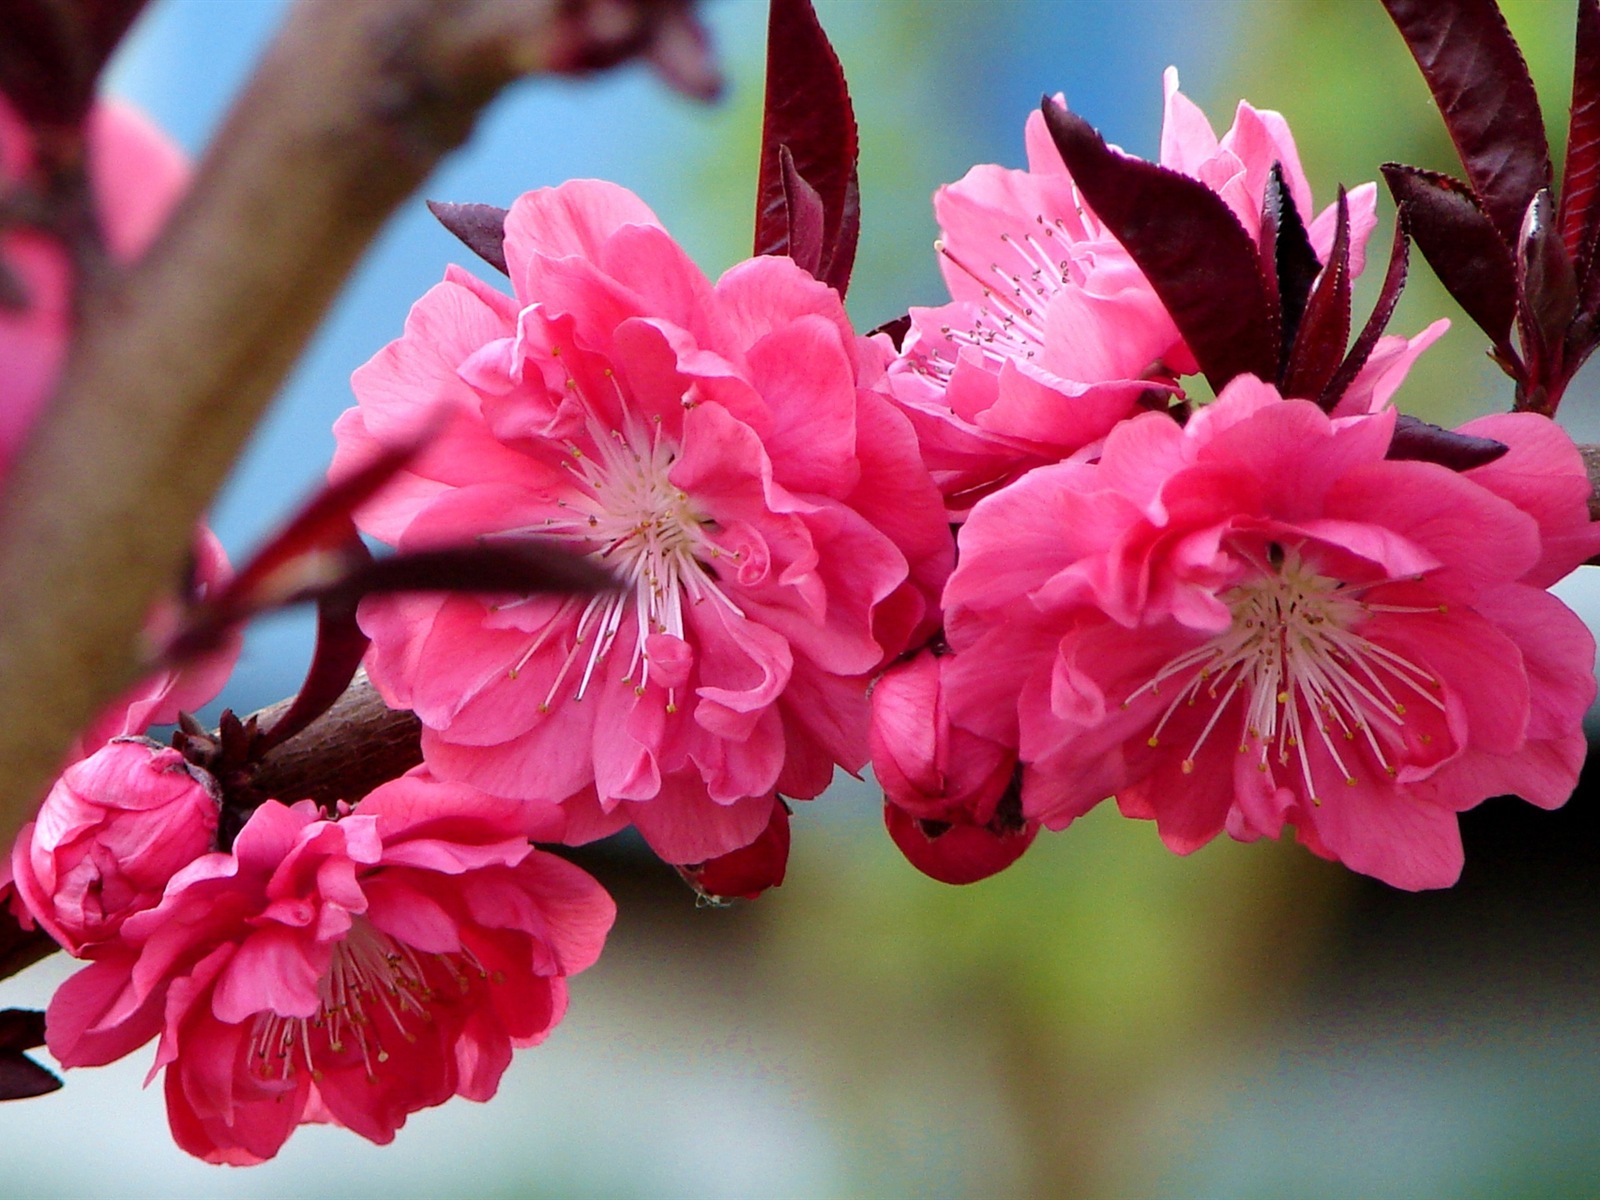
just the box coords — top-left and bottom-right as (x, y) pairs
(942, 377), (1599, 889)
(45, 771), (614, 1163)
(334, 180), (951, 863)
(11, 741), (219, 954)
(885, 69), (1382, 512)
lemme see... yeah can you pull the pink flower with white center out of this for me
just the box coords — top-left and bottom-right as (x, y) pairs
(886, 68), (1385, 513)
(11, 740), (219, 954)
(942, 376), (1600, 890)
(45, 771), (614, 1164)
(1, 98), (188, 471)
(333, 180), (951, 864)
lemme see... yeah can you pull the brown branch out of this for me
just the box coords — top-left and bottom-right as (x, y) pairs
(0, 0), (711, 846)
(248, 672), (422, 808)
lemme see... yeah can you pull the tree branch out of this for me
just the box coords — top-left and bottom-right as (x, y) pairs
(248, 672), (423, 808)
(0, 0), (707, 845)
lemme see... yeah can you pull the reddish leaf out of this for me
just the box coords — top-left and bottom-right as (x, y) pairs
(868, 313), (912, 351)
(777, 145), (825, 278)
(0, 1009), (57, 1101)
(1261, 163), (1321, 359)
(1042, 99), (1278, 391)
(253, 553), (373, 756)
(1382, 163), (1518, 349)
(1560, 0), (1600, 275)
(0, 1054), (60, 1101)
(1515, 189), (1578, 411)
(1321, 213), (1413, 410)
(0, 913), (57, 985)
(0, 0), (148, 124)
(426, 201), (509, 276)
(336, 541), (616, 602)
(0, 1010), (45, 1055)
(1282, 188), (1352, 404)
(753, 0), (860, 295)
(1387, 414), (1508, 469)
(1381, 0), (1552, 247)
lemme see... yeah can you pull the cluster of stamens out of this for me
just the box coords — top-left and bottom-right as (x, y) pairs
(1124, 544), (1447, 804)
(494, 363), (744, 713)
(922, 214), (1078, 380)
(248, 920), (492, 1084)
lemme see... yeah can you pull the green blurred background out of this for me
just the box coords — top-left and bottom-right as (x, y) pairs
(6, 2), (1600, 1197)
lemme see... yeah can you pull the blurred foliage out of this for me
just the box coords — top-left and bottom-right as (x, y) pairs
(761, 794), (1352, 1199)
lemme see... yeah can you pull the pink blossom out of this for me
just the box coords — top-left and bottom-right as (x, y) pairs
(333, 179), (952, 864)
(0, 98), (188, 470)
(46, 771), (615, 1164)
(886, 69), (1380, 513)
(11, 740), (218, 954)
(870, 648), (1036, 884)
(942, 377), (1600, 890)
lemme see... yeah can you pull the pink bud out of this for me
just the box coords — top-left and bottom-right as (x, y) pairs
(13, 740), (218, 953)
(869, 649), (1015, 824)
(883, 802), (1037, 886)
(676, 798), (790, 902)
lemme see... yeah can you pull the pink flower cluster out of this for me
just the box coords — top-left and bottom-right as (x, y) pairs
(42, 772), (612, 1163)
(867, 75), (1600, 889)
(10, 46), (1600, 1173)
(884, 68), (1388, 512)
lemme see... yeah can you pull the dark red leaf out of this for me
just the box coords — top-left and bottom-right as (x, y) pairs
(1515, 189), (1578, 411)
(0, 1054), (60, 1101)
(157, 442), (424, 663)
(753, 0), (860, 295)
(1042, 99), (1278, 391)
(1561, 0), (1600, 275)
(1382, 163), (1518, 349)
(0, 1009), (57, 1100)
(869, 313), (912, 351)
(0, 0), (147, 125)
(426, 201), (509, 276)
(337, 541), (616, 602)
(1381, 0), (1552, 248)
(0, 913), (57, 985)
(1282, 188), (1352, 404)
(1320, 212), (1413, 410)
(1387, 414), (1509, 469)
(1262, 163), (1321, 359)
(777, 145), (825, 278)
(254, 551), (373, 756)
(0, 1010), (45, 1054)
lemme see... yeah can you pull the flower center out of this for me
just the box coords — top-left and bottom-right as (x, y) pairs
(247, 919), (489, 1084)
(922, 217), (1076, 380)
(1127, 544), (1447, 803)
(495, 379), (744, 710)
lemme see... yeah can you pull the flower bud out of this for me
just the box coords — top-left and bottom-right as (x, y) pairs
(13, 739), (218, 953)
(676, 798), (790, 903)
(869, 649), (1015, 824)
